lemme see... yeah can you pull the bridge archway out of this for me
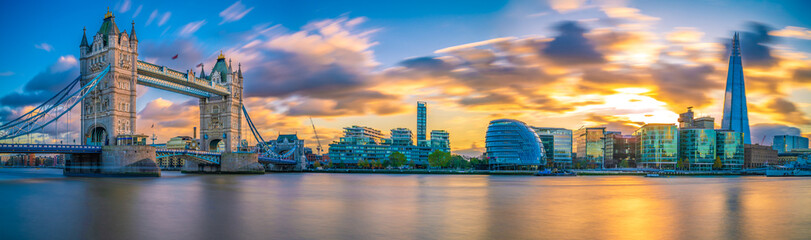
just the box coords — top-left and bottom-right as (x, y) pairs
(89, 126), (108, 146)
(209, 139), (224, 152)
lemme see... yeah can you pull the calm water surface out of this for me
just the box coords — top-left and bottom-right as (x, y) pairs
(0, 168), (809, 240)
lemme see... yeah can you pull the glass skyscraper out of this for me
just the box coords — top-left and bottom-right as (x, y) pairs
(531, 127), (573, 168)
(485, 119), (544, 167)
(634, 124), (678, 169)
(417, 101), (427, 147)
(772, 135), (809, 153)
(721, 33), (752, 144)
(430, 130), (450, 152)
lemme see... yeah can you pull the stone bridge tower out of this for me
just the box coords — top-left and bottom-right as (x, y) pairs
(198, 53), (243, 153)
(79, 10), (138, 146)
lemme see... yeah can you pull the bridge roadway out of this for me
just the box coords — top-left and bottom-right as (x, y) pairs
(0, 144), (297, 165)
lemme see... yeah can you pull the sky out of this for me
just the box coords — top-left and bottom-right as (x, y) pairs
(1, 0), (810, 156)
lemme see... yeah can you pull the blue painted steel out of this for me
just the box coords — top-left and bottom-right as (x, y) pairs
(0, 144), (101, 154)
(0, 65), (110, 140)
(137, 75), (213, 98)
(0, 78), (79, 131)
(242, 105), (296, 165)
(258, 157), (296, 165)
(721, 33), (751, 144)
(136, 60), (229, 96)
(155, 149), (221, 164)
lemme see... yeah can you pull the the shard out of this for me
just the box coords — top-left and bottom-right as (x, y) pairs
(721, 33), (751, 144)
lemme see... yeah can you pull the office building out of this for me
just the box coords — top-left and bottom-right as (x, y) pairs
(744, 144), (778, 168)
(328, 126), (430, 166)
(716, 130), (745, 170)
(485, 119), (545, 168)
(679, 128), (716, 170)
(635, 124), (678, 169)
(574, 127), (606, 168)
(531, 127), (573, 168)
(611, 134), (638, 168)
(772, 135), (809, 153)
(721, 33), (752, 144)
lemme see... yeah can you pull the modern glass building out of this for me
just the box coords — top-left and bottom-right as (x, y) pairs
(574, 127), (605, 168)
(485, 119), (545, 168)
(679, 128), (717, 170)
(531, 127), (573, 168)
(716, 130), (744, 170)
(772, 135), (809, 153)
(417, 101), (427, 147)
(611, 134), (638, 168)
(430, 130), (450, 152)
(634, 124), (678, 169)
(721, 33), (752, 144)
(328, 126), (431, 166)
(390, 128), (413, 146)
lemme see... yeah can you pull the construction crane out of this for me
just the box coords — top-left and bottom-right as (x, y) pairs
(309, 117), (323, 155)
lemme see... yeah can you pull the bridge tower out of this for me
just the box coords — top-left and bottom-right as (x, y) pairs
(79, 10), (138, 146)
(198, 53), (243, 153)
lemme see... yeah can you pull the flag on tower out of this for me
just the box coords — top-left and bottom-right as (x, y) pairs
(196, 63), (203, 67)
(171, 54), (178, 60)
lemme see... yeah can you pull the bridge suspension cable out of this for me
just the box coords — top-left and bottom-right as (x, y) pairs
(0, 65), (111, 141)
(241, 104), (296, 160)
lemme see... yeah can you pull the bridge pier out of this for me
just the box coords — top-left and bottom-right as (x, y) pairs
(182, 152), (264, 174)
(65, 145), (160, 177)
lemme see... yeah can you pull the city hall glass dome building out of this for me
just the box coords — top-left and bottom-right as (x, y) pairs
(485, 119), (545, 168)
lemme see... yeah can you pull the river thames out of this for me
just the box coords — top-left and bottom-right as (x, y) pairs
(1, 168), (809, 240)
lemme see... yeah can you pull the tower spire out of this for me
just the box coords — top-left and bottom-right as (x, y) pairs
(80, 26), (89, 47)
(238, 63), (243, 78)
(130, 20), (137, 41)
(721, 32), (751, 144)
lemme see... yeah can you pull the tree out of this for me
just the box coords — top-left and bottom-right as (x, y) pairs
(450, 155), (466, 169)
(676, 158), (686, 170)
(313, 161), (322, 168)
(389, 151), (407, 168)
(428, 150), (445, 168)
(713, 157), (723, 170)
(358, 159), (369, 169)
(619, 159), (629, 168)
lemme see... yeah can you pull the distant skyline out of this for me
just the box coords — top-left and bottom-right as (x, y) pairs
(1, 0), (810, 156)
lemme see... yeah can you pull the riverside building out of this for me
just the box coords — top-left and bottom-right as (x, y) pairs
(430, 130), (450, 153)
(531, 127), (573, 168)
(773, 135), (809, 153)
(574, 127), (606, 169)
(485, 119), (545, 169)
(635, 124), (678, 169)
(328, 126), (430, 166)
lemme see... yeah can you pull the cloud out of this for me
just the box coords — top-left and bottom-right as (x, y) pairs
(666, 27), (704, 43)
(133, 5), (143, 18)
(220, 1), (254, 25)
(602, 7), (660, 22)
(139, 39), (203, 70)
(649, 63), (719, 110)
(146, 10), (171, 27)
(34, 43), (53, 52)
(722, 22), (776, 67)
(750, 123), (802, 145)
(542, 21), (605, 65)
(547, 0), (587, 13)
(794, 68), (811, 83)
(0, 55), (78, 108)
(179, 20), (206, 36)
(434, 37), (516, 54)
(136, 98), (200, 140)
(584, 114), (646, 134)
(770, 26), (811, 40)
(0, 71), (13, 77)
(751, 98), (811, 126)
(117, 0), (131, 13)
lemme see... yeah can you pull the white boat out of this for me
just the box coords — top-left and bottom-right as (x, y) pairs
(766, 157), (811, 177)
(645, 173), (662, 177)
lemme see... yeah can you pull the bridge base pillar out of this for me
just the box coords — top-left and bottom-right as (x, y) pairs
(64, 145), (161, 177)
(182, 152), (264, 174)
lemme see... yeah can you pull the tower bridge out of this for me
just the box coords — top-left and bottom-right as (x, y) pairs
(0, 10), (301, 176)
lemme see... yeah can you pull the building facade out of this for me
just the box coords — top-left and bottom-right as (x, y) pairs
(635, 124), (678, 169)
(390, 128), (414, 146)
(417, 101), (427, 147)
(744, 144), (778, 168)
(485, 119), (544, 168)
(574, 127), (606, 168)
(430, 130), (450, 152)
(531, 127), (573, 168)
(679, 128), (716, 170)
(716, 130), (745, 170)
(721, 33), (752, 144)
(772, 135), (809, 153)
(611, 134), (638, 168)
(328, 126), (430, 166)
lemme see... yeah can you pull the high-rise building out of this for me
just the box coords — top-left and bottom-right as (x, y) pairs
(679, 107), (715, 129)
(716, 130), (745, 170)
(604, 131), (621, 167)
(772, 135), (809, 153)
(417, 101), (427, 146)
(721, 33), (752, 144)
(574, 127), (606, 168)
(485, 119), (545, 168)
(678, 107), (696, 128)
(531, 127), (573, 168)
(430, 130), (450, 152)
(693, 117), (715, 129)
(679, 128), (717, 170)
(635, 124), (678, 169)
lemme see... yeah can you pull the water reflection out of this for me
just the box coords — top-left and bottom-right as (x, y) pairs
(0, 169), (809, 240)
